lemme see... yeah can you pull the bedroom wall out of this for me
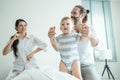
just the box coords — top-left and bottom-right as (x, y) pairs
(0, 0), (120, 80)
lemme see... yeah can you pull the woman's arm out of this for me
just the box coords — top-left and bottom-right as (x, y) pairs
(3, 33), (20, 55)
(27, 48), (42, 61)
(3, 39), (14, 55)
(27, 35), (47, 61)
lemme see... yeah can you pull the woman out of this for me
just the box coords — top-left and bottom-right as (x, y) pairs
(3, 19), (47, 80)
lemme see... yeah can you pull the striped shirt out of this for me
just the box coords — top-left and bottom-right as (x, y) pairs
(55, 33), (80, 63)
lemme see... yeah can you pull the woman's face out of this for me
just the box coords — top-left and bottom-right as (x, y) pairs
(60, 19), (73, 35)
(16, 21), (27, 33)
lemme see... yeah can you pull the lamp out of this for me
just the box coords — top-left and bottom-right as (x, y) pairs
(99, 49), (115, 80)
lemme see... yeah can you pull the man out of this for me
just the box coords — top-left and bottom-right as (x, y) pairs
(48, 5), (101, 80)
(71, 5), (101, 80)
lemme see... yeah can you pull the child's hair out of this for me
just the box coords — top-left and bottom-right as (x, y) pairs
(61, 17), (74, 25)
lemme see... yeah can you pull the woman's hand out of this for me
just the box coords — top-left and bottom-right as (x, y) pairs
(12, 33), (21, 41)
(27, 53), (34, 61)
(2, 33), (21, 55)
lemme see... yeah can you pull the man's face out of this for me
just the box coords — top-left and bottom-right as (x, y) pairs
(71, 7), (80, 25)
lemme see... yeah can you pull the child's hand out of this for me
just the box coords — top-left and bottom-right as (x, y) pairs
(48, 26), (56, 38)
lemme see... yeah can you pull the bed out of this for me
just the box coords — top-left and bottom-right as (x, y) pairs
(12, 66), (79, 80)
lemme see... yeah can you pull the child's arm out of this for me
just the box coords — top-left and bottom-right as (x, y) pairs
(50, 37), (59, 51)
(48, 27), (59, 51)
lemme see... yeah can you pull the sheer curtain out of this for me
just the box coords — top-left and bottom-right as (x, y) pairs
(82, 0), (117, 61)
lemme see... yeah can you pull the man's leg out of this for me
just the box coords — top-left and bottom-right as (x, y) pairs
(81, 64), (101, 80)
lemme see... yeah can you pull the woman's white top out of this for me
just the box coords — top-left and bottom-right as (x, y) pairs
(12, 34), (47, 71)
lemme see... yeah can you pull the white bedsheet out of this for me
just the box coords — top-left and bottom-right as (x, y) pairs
(12, 67), (79, 80)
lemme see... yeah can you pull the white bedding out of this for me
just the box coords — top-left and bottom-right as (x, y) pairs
(12, 67), (79, 80)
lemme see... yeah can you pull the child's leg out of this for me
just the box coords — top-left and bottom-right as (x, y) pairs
(59, 60), (68, 73)
(71, 60), (82, 80)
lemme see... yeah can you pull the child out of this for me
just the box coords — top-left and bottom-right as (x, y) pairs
(49, 17), (82, 80)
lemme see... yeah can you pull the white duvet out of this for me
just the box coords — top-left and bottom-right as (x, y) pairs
(12, 67), (79, 80)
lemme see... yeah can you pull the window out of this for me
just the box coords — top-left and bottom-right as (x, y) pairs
(82, 0), (117, 61)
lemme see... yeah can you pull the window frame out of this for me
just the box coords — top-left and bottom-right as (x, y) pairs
(82, 0), (117, 62)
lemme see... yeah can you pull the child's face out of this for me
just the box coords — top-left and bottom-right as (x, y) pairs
(60, 19), (73, 34)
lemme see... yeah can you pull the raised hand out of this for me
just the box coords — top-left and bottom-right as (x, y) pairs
(81, 24), (91, 38)
(48, 26), (56, 38)
(12, 33), (21, 41)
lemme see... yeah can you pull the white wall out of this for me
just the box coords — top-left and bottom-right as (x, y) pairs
(0, 0), (81, 79)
